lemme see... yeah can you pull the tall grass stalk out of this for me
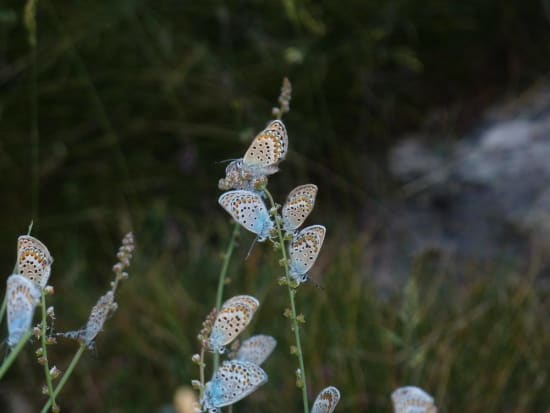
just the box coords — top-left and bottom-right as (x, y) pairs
(40, 344), (86, 413)
(263, 188), (309, 413)
(0, 331), (32, 379)
(213, 222), (240, 372)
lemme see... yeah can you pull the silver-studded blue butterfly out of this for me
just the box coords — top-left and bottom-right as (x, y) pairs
(6, 274), (40, 348)
(207, 295), (259, 354)
(288, 225), (326, 284)
(201, 360), (268, 412)
(311, 386), (341, 413)
(218, 190), (273, 242)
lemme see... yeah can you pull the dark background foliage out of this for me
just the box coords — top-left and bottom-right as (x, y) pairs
(0, 1), (549, 412)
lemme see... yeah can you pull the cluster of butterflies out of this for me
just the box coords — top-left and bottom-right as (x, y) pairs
(201, 294), (341, 413)
(219, 183), (325, 284)
(201, 295), (273, 411)
(5, 235), (112, 350)
(5, 235), (53, 348)
(392, 386), (438, 413)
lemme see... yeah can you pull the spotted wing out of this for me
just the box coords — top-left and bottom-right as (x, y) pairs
(391, 386), (437, 413)
(6, 274), (40, 347)
(233, 334), (277, 366)
(288, 225), (326, 281)
(282, 184), (318, 231)
(218, 191), (272, 240)
(208, 296), (259, 353)
(84, 291), (116, 347)
(17, 235), (53, 288)
(242, 120), (288, 174)
(204, 360), (268, 408)
(311, 386), (341, 413)
(222, 295), (260, 312)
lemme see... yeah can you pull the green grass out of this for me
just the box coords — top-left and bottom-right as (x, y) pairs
(4, 216), (546, 412)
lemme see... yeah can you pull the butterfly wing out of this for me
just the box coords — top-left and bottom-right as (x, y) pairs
(84, 291), (116, 347)
(311, 386), (341, 413)
(391, 386), (437, 413)
(204, 360), (268, 409)
(208, 295), (259, 353)
(282, 184), (318, 231)
(222, 295), (259, 312)
(242, 120), (288, 176)
(6, 274), (40, 347)
(233, 334), (277, 365)
(288, 225), (326, 282)
(17, 235), (53, 289)
(218, 191), (273, 241)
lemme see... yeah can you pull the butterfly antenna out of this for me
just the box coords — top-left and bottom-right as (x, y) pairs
(245, 237), (258, 260)
(215, 158), (239, 164)
(27, 220), (34, 235)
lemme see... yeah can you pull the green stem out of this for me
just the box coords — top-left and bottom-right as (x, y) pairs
(263, 188), (309, 413)
(40, 291), (57, 411)
(199, 347), (206, 400)
(213, 222), (240, 372)
(0, 295), (6, 326)
(40, 344), (86, 413)
(0, 330), (32, 380)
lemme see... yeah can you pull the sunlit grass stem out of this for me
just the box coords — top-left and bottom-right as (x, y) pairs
(0, 330), (32, 380)
(40, 343), (86, 413)
(263, 188), (309, 413)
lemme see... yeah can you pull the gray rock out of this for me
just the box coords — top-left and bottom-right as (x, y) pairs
(377, 83), (550, 289)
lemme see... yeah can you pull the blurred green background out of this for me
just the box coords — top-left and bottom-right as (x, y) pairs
(1, 0), (549, 412)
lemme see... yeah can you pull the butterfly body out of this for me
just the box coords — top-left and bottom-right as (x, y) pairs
(288, 225), (326, 283)
(218, 190), (273, 241)
(202, 360), (268, 412)
(6, 274), (40, 348)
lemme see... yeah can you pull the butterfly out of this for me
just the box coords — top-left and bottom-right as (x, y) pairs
(232, 334), (277, 366)
(16, 235), (53, 289)
(207, 295), (259, 354)
(391, 386), (438, 413)
(83, 291), (116, 348)
(282, 184), (318, 232)
(288, 225), (326, 284)
(202, 360), (268, 412)
(311, 386), (341, 413)
(241, 120), (288, 178)
(6, 274), (41, 348)
(218, 190), (274, 241)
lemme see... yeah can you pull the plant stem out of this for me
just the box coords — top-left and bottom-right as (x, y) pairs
(0, 295), (6, 326)
(263, 188), (309, 413)
(40, 291), (57, 411)
(40, 344), (86, 413)
(213, 222), (240, 372)
(199, 347), (206, 400)
(0, 330), (32, 380)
